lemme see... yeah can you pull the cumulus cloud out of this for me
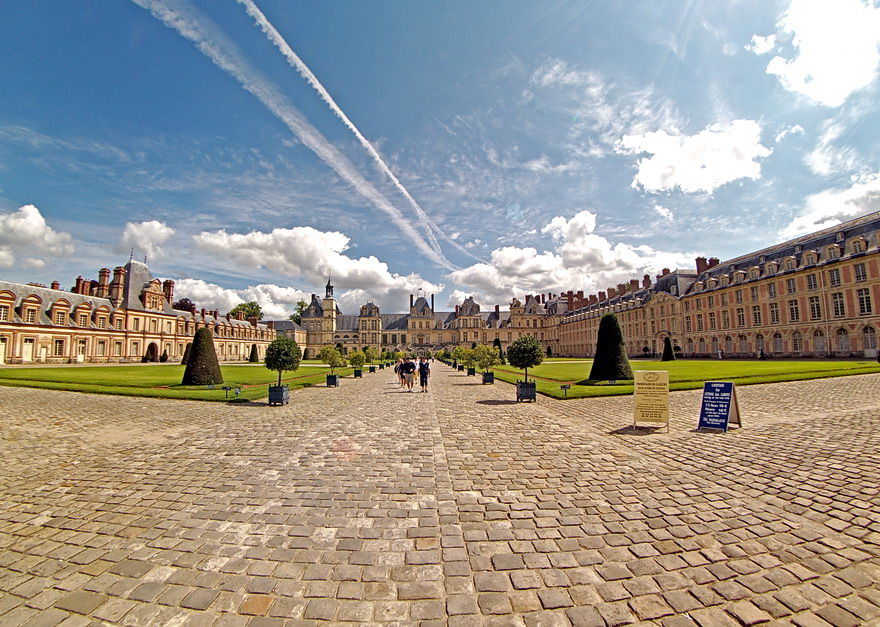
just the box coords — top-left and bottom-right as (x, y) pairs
(172, 277), (311, 320)
(117, 220), (175, 261)
(746, 34), (776, 55)
(193, 225), (442, 312)
(448, 210), (693, 306)
(654, 204), (674, 220)
(804, 123), (861, 176)
(618, 119), (771, 194)
(774, 124), (804, 143)
(779, 173), (880, 238)
(0, 204), (74, 268)
(756, 0), (880, 108)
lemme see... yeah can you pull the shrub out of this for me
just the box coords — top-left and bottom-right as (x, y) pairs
(318, 345), (346, 374)
(160, 349), (169, 363)
(589, 314), (633, 381)
(264, 337), (302, 386)
(507, 335), (543, 382)
(348, 350), (366, 369)
(472, 344), (501, 372)
(249, 344), (260, 363)
(661, 336), (676, 361)
(180, 342), (192, 365)
(182, 328), (224, 385)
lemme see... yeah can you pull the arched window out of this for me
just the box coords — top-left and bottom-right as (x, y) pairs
(698, 338), (706, 354)
(711, 337), (719, 353)
(863, 326), (877, 351)
(836, 328), (850, 352)
(792, 332), (802, 353)
(687, 338), (694, 355)
(724, 336), (733, 354)
(738, 335), (748, 354)
(755, 334), (765, 351)
(773, 333), (783, 353)
(814, 330), (826, 353)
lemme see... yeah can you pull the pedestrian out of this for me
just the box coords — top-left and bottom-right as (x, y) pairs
(418, 356), (430, 393)
(718, 348), (724, 360)
(402, 357), (417, 392)
(759, 348), (765, 360)
(394, 358), (405, 388)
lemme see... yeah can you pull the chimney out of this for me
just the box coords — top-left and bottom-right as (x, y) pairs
(248, 316), (258, 327)
(695, 256), (708, 273)
(455, 305), (460, 316)
(89, 279), (99, 295)
(266, 321), (274, 330)
(213, 310), (219, 319)
(495, 304), (500, 315)
(598, 290), (607, 302)
(236, 311), (244, 320)
(607, 287), (617, 299)
(662, 268), (670, 275)
(589, 295), (598, 305)
(708, 257), (720, 268)
(226, 313), (231, 321)
(162, 279), (174, 304)
(201, 308), (206, 318)
(75, 276), (84, 294)
(190, 305), (197, 315)
(96, 268), (110, 298)
(567, 293), (573, 307)
(431, 294), (434, 311)
(576, 290), (583, 299)
(109, 266), (126, 306)
(51, 280), (60, 291)
(643, 274), (651, 288)
(630, 279), (639, 292)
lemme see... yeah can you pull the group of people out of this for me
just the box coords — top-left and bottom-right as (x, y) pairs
(393, 356), (430, 392)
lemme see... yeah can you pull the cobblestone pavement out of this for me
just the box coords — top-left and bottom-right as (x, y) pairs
(0, 367), (878, 626)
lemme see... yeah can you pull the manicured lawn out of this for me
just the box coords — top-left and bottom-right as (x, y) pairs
(0, 361), (357, 402)
(488, 358), (880, 399)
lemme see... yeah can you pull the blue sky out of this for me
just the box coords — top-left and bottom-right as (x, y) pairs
(2, 0), (880, 318)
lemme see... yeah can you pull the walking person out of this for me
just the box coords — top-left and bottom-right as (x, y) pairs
(402, 357), (417, 392)
(418, 356), (430, 393)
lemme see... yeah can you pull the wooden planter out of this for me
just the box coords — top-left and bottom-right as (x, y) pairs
(467, 367), (476, 376)
(369, 365), (377, 373)
(482, 372), (494, 384)
(326, 374), (339, 387)
(268, 385), (289, 406)
(516, 381), (537, 402)
(353, 369), (363, 378)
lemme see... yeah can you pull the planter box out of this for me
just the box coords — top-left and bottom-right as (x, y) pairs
(369, 365), (377, 373)
(482, 372), (495, 384)
(457, 365), (464, 371)
(467, 367), (476, 376)
(379, 363), (384, 370)
(353, 369), (363, 378)
(516, 381), (537, 402)
(326, 374), (339, 387)
(268, 385), (289, 406)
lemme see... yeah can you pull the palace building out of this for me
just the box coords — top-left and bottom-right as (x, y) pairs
(0, 259), (275, 365)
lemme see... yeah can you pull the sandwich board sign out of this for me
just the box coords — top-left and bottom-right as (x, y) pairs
(697, 381), (742, 432)
(633, 371), (670, 431)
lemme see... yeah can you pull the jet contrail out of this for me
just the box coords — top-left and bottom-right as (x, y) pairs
(130, 0), (453, 268)
(236, 0), (486, 264)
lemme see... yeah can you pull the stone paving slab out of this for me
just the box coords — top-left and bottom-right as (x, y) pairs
(0, 367), (878, 625)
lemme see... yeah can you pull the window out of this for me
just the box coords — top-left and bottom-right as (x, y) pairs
(708, 313), (716, 330)
(836, 328), (849, 352)
(0, 305), (8, 322)
(788, 299), (800, 322)
(97, 316), (106, 329)
(829, 268), (841, 286)
(806, 274), (817, 291)
(736, 308), (745, 327)
(25, 308), (36, 324)
(750, 287), (758, 302)
(792, 332), (802, 353)
(115, 318), (123, 330)
(735, 290), (743, 304)
(722, 311), (730, 329)
(720, 293), (728, 306)
(707, 296), (714, 308)
(752, 305), (762, 326)
(695, 299), (702, 311)
(827, 246), (839, 260)
(133, 318), (140, 331)
(832, 292), (845, 317)
(767, 283), (777, 299)
(814, 330), (826, 353)
(809, 296), (821, 320)
(113, 342), (122, 357)
(863, 327), (877, 350)
(96, 341), (106, 357)
(769, 303), (779, 324)
(78, 313), (88, 326)
(852, 239), (865, 253)
(773, 333), (783, 353)
(685, 316), (692, 332)
(696, 315), (704, 332)
(854, 263), (867, 282)
(54, 310), (66, 325)
(131, 341), (139, 356)
(786, 278), (796, 294)
(53, 339), (65, 357)
(858, 288), (872, 315)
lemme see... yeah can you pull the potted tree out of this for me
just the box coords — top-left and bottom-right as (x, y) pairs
(473, 344), (501, 384)
(319, 345), (346, 387)
(507, 335), (543, 402)
(349, 350), (366, 378)
(264, 337), (302, 406)
(452, 346), (465, 371)
(462, 348), (477, 376)
(365, 347), (378, 373)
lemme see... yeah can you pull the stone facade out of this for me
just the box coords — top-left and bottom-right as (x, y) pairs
(0, 260), (276, 365)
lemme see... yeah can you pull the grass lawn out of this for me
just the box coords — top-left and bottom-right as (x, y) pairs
(488, 358), (880, 399)
(0, 361), (359, 402)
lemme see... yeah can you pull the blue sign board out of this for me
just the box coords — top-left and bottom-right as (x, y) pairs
(698, 381), (741, 431)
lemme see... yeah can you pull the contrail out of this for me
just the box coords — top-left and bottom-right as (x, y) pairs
(130, 0), (453, 268)
(236, 0), (486, 264)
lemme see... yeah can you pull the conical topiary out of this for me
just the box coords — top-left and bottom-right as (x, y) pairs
(661, 336), (676, 361)
(589, 313), (633, 381)
(182, 328), (223, 385)
(249, 344), (259, 363)
(180, 342), (192, 365)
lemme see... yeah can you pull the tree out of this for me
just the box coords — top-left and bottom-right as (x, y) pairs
(264, 337), (302, 386)
(160, 349), (169, 363)
(182, 328), (224, 385)
(507, 335), (543, 382)
(180, 342), (192, 365)
(460, 348), (477, 369)
(172, 297), (196, 312)
(318, 345), (346, 374)
(364, 346), (378, 364)
(451, 345), (465, 365)
(348, 350), (366, 370)
(493, 337), (503, 356)
(661, 336), (676, 361)
(229, 301), (263, 320)
(288, 299), (308, 325)
(248, 344), (260, 363)
(589, 314), (633, 381)
(473, 344), (501, 373)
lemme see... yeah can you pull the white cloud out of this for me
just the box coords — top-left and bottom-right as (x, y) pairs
(774, 124), (804, 143)
(618, 119), (771, 194)
(804, 122), (861, 176)
(193, 225), (442, 312)
(172, 277), (311, 320)
(779, 173), (880, 238)
(117, 220), (174, 261)
(759, 0), (880, 107)
(654, 204), (674, 220)
(0, 204), (74, 268)
(746, 34), (776, 55)
(448, 210), (693, 306)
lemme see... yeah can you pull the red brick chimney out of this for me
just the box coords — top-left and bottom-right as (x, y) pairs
(630, 279), (639, 291)
(695, 256), (708, 273)
(598, 291), (607, 302)
(97, 268), (110, 298)
(708, 257), (720, 268)
(642, 274), (651, 288)
(607, 287), (617, 299)
(162, 279), (174, 305)
(51, 280), (60, 290)
(109, 267), (126, 307)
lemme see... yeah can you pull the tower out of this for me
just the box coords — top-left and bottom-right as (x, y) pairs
(322, 277), (337, 345)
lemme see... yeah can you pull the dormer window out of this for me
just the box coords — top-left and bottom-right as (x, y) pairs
(783, 257), (797, 270)
(826, 245), (839, 260)
(851, 239), (865, 254)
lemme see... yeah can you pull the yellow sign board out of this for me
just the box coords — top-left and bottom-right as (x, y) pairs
(634, 370), (670, 429)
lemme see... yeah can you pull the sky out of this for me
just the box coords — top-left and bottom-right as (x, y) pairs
(2, 0), (880, 319)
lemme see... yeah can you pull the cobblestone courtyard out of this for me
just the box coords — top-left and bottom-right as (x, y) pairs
(1, 367), (878, 626)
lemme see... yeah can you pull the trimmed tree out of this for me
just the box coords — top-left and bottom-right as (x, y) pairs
(473, 344), (501, 372)
(364, 346), (378, 364)
(180, 342), (192, 365)
(182, 328), (224, 385)
(348, 350), (366, 370)
(264, 337), (302, 386)
(160, 349), (169, 363)
(249, 344), (260, 363)
(589, 314), (633, 381)
(319, 345), (346, 375)
(507, 335), (543, 382)
(661, 336), (676, 361)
